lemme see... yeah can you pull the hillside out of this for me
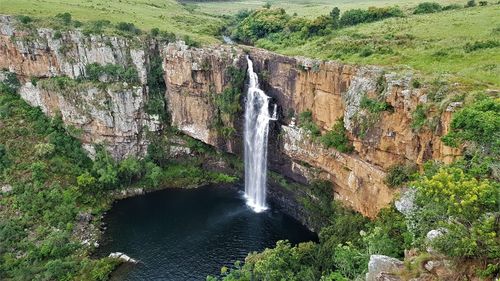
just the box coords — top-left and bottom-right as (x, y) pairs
(0, 0), (225, 43)
(183, 0), (470, 17)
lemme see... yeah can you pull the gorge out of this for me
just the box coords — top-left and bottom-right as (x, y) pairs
(1, 9), (495, 280)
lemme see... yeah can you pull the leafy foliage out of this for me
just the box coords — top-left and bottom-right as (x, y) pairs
(413, 2), (443, 14)
(85, 63), (139, 84)
(442, 96), (499, 153)
(384, 164), (417, 188)
(411, 167), (499, 259)
(320, 119), (354, 153)
(298, 110), (321, 137)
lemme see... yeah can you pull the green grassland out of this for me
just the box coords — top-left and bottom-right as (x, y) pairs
(253, 5), (500, 88)
(186, 0), (469, 17)
(0, 0), (225, 43)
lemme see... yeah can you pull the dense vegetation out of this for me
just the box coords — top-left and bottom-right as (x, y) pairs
(0, 74), (237, 280)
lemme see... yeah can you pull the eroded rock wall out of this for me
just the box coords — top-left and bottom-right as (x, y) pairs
(162, 44), (461, 217)
(0, 15), (160, 159)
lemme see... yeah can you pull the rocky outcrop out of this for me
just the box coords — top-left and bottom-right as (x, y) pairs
(366, 255), (404, 281)
(0, 15), (160, 159)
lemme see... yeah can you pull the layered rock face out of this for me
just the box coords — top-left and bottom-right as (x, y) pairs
(162, 44), (461, 217)
(0, 16), (460, 217)
(0, 15), (160, 159)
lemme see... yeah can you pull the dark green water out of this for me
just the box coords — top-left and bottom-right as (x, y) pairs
(98, 185), (316, 280)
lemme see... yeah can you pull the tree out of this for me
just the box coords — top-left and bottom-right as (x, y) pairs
(145, 161), (162, 187)
(330, 7), (341, 28)
(55, 13), (72, 25)
(77, 172), (97, 189)
(118, 157), (142, 184)
(0, 144), (9, 172)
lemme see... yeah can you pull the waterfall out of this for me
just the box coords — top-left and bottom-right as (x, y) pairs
(244, 56), (277, 213)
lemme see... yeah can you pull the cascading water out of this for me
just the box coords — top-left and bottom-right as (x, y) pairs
(244, 56), (277, 213)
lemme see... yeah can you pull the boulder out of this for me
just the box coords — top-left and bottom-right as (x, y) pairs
(109, 252), (138, 264)
(1, 184), (13, 194)
(366, 255), (404, 281)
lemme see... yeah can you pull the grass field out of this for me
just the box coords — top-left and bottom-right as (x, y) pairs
(185, 0), (469, 17)
(0, 0), (225, 43)
(253, 5), (500, 88)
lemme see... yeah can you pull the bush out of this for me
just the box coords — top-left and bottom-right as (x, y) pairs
(115, 22), (141, 35)
(442, 96), (499, 152)
(339, 6), (403, 27)
(413, 2), (442, 14)
(464, 40), (499, 52)
(384, 164), (417, 187)
(16, 15), (32, 24)
(360, 96), (391, 113)
(233, 8), (291, 44)
(0, 144), (10, 172)
(466, 0), (477, 7)
(82, 20), (111, 35)
(182, 35), (200, 48)
(412, 167), (499, 259)
(55, 13), (72, 25)
(85, 63), (139, 83)
(442, 4), (462, 10)
(320, 119), (354, 153)
(411, 104), (428, 131)
(479, 1), (488, 5)
(299, 110), (321, 137)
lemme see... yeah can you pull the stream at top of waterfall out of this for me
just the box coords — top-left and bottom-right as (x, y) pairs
(97, 184), (316, 280)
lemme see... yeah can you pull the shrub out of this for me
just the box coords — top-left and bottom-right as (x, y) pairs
(479, 1), (488, 5)
(16, 15), (32, 24)
(339, 6), (403, 27)
(412, 167), (499, 259)
(182, 35), (200, 48)
(55, 13), (72, 25)
(233, 8), (290, 44)
(360, 96), (391, 113)
(82, 20), (110, 35)
(413, 2), (442, 14)
(299, 110), (321, 137)
(466, 0), (477, 7)
(115, 22), (141, 35)
(35, 143), (56, 158)
(0, 144), (10, 172)
(53, 31), (63, 40)
(411, 104), (428, 131)
(84, 63), (139, 83)
(442, 4), (462, 10)
(384, 164), (417, 187)
(442, 96), (499, 152)
(320, 119), (354, 153)
(464, 40), (499, 52)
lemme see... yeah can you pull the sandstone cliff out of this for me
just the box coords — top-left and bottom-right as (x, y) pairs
(161, 43), (461, 217)
(0, 16), (461, 217)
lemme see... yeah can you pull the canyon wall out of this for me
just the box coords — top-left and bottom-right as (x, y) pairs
(161, 43), (460, 217)
(0, 15), (160, 159)
(0, 16), (461, 217)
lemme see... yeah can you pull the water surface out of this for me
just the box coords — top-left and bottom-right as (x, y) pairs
(98, 185), (316, 280)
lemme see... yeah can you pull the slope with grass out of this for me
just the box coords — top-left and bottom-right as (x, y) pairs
(185, 0), (468, 18)
(0, 0), (225, 43)
(236, 5), (499, 88)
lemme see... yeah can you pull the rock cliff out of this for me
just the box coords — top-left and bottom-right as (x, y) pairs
(0, 16), (461, 217)
(161, 43), (461, 217)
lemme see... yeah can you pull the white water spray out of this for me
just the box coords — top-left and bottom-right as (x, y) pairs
(244, 56), (277, 213)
